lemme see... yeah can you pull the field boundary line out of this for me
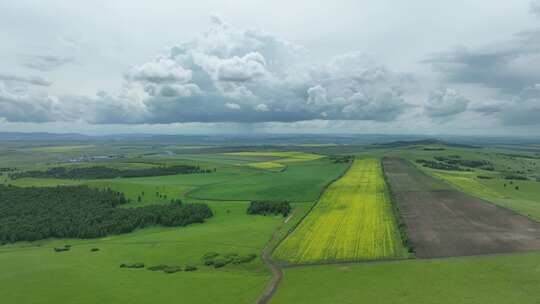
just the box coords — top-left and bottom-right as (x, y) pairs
(270, 159), (355, 262)
(381, 157), (415, 256)
(255, 159), (353, 304)
(277, 248), (540, 270)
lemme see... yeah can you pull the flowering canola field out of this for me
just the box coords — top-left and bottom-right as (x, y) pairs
(274, 158), (406, 263)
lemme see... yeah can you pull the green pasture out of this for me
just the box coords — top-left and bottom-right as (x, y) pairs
(188, 159), (348, 202)
(271, 252), (540, 304)
(0, 201), (309, 304)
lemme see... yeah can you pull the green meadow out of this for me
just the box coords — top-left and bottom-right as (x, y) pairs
(2, 141), (540, 304)
(0, 201), (282, 304)
(271, 252), (540, 304)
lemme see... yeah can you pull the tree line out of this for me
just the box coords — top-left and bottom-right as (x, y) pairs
(9, 164), (214, 180)
(247, 200), (291, 217)
(0, 185), (212, 244)
(434, 156), (494, 170)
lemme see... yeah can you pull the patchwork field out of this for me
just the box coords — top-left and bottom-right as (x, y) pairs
(273, 158), (406, 263)
(383, 157), (540, 258)
(3, 140), (540, 304)
(225, 151), (323, 171)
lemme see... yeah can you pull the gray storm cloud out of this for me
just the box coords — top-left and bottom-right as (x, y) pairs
(0, 15), (415, 124)
(1, 7), (540, 130)
(424, 88), (470, 118)
(423, 30), (540, 93)
(532, 0), (540, 17)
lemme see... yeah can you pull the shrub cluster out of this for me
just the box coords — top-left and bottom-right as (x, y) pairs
(147, 264), (197, 273)
(54, 244), (71, 252)
(202, 252), (256, 268)
(504, 175), (528, 181)
(247, 200), (291, 217)
(416, 159), (465, 171)
(417, 156), (494, 172)
(9, 165), (213, 180)
(434, 156), (494, 170)
(0, 185), (213, 244)
(120, 263), (145, 269)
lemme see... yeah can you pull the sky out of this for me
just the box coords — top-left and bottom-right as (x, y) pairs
(1, 0), (540, 135)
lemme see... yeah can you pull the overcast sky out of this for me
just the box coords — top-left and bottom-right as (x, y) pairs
(1, 0), (540, 135)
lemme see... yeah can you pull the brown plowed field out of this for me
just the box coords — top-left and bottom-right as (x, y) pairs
(383, 157), (540, 258)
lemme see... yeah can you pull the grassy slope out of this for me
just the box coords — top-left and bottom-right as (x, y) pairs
(0, 150), (332, 304)
(273, 158), (406, 263)
(7, 158), (346, 204)
(0, 201), (300, 304)
(271, 252), (540, 304)
(432, 171), (540, 221)
(188, 159), (348, 202)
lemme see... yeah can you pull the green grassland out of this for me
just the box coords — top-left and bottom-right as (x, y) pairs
(0, 201), (310, 304)
(271, 252), (540, 304)
(0, 146), (333, 303)
(188, 158), (348, 202)
(5, 157), (346, 204)
(2, 141), (540, 304)
(274, 158), (406, 263)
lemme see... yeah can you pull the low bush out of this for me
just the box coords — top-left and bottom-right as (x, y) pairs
(184, 265), (197, 271)
(505, 175), (528, 181)
(147, 265), (168, 271)
(120, 263), (145, 269)
(54, 246), (70, 252)
(213, 257), (232, 268)
(232, 253), (257, 264)
(203, 252), (219, 259)
(163, 266), (182, 273)
(202, 252), (256, 268)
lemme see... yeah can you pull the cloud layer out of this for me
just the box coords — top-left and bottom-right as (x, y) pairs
(1, 5), (540, 133)
(0, 15), (416, 124)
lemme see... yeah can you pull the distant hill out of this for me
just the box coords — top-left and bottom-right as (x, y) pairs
(374, 139), (479, 149)
(0, 132), (537, 146)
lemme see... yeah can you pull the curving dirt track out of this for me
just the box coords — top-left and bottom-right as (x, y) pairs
(383, 157), (540, 258)
(256, 214), (290, 304)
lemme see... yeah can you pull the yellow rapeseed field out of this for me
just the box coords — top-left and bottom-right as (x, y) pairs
(273, 158), (406, 263)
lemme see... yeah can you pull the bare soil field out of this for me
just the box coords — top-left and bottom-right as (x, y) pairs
(383, 157), (540, 258)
